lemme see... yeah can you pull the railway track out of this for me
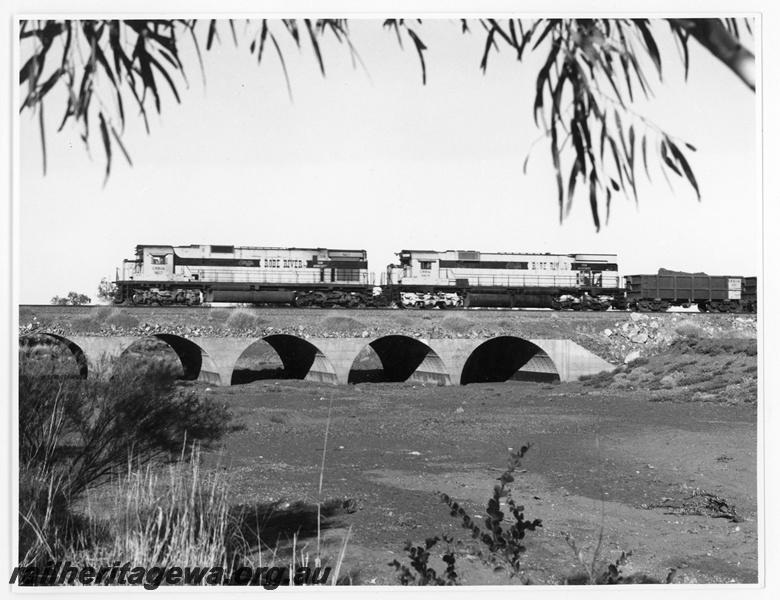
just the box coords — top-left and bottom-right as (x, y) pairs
(20, 304), (754, 316)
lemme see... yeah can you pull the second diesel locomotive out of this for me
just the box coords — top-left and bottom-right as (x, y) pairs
(112, 244), (756, 312)
(387, 249), (624, 310)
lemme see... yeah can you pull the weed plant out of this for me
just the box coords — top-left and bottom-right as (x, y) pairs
(392, 443), (542, 584)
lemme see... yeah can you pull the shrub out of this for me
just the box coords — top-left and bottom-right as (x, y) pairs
(18, 356), (242, 564)
(579, 370), (618, 388)
(440, 317), (474, 334)
(389, 537), (459, 585)
(71, 316), (103, 333)
(208, 308), (230, 321)
(105, 310), (139, 329)
(392, 444), (542, 585)
(674, 323), (706, 340)
(93, 306), (115, 320)
(226, 309), (265, 330)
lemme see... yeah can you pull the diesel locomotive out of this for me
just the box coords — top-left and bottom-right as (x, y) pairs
(114, 244), (378, 308)
(112, 244), (756, 312)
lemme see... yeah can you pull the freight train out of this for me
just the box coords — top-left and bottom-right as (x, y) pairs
(111, 244), (757, 313)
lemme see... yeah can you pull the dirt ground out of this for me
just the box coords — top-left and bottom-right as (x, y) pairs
(198, 375), (758, 586)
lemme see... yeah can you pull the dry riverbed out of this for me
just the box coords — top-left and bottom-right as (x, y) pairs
(199, 372), (758, 586)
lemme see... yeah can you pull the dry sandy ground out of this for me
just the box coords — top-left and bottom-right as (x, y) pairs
(200, 376), (758, 586)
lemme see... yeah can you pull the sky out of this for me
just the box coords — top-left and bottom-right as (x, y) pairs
(14, 12), (760, 304)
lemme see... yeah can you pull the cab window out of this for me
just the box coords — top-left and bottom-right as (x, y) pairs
(151, 255), (168, 265)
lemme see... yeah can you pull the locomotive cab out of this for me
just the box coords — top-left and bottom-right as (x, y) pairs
(139, 246), (175, 281)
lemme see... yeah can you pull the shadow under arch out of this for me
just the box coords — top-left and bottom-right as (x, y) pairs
(461, 336), (561, 385)
(231, 334), (336, 385)
(115, 334), (212, 381)
(152, 334), (211, 380)
(348, 335), (451, 384)
(19, 333), (89, 379)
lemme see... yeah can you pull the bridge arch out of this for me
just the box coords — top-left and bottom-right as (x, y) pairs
(19, 333), (89, 378)
(348, 335), (451, 385)
(230, 335), (337, 385)
(460, 336), (560, 385)
(111, 334), (214, 381)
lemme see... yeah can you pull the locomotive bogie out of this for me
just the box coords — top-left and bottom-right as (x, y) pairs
(399, 291), (463, 309)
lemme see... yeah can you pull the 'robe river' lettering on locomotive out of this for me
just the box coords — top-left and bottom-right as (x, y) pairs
(235, 259), (305, 268)
(264, 259), (304, 268)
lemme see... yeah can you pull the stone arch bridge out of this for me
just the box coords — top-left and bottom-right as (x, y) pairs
(22, 332), (615, 386)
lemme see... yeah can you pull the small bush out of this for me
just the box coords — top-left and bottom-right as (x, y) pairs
(71, 316), (102, 333)
(226, 309), (265, 330)
(672, 337), (757, 357)
(208, 308), (230, 321)
(440, 317), (474, 334)
(675, 323), (706, 340)
(321, 316), (364, 333)
(105, 310), (139, 329)
(93, 306), (116, 320)
(18, 356), (242, 565)
(580, 370), (618, 388)
(393, 445), (541, 585)
(389, 537), (459, 585)
(649, 391), (678, 403)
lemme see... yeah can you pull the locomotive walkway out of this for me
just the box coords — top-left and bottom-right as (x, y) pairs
(19, 306), (620, 385)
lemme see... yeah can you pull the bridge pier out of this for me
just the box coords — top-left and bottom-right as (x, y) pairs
(67, 336), (138, 379)
(308, 339), (370, 385)
(193, 338), (254, 386)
